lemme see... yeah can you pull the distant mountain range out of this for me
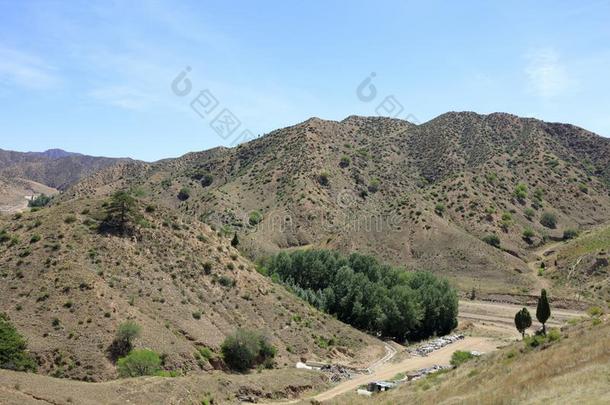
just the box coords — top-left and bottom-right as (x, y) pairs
(0, 148), (132, 190)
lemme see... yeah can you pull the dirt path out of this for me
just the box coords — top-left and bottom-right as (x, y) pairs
(526, 240), (565, 294)
(459, 299), (584, 338)
(310, 337), (497, 403)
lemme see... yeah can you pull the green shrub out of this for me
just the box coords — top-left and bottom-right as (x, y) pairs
(0, 313), (37, 372)
(177, 188), (191, 201)
(482, 234), (501, 248)
(317, 171), (330, 186)
(578, 183), (589, 194)
(450, 350), (475, 367)
(64, 215), (77, 224)
(28, 194), (52, 208)
(435, 203), (446, 216)
(588, 306), (603, 317)
(547, 328), (561, 342)
(514, 183), (528, 201)
(540, 212), (557, 229)
(522, 228), (535, 240)
(30, 234), (41, 244)
(524, 208), (536, 220)
(218, 275), (235, 288)
(339, 156), (351, 168)
(249, 211), (263, 226)
(109, 321), (141, 360)
(524, 334), (546, 348)
(368, 178), (380, 193)
(221, 329), (276, 372)
(117, 349), (161, 377)
(563, 229), (579, 240)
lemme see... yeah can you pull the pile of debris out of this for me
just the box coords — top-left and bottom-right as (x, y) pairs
(321, 364), (354, 382)
(406, 365), (450, 381)
(410, 334), (465, 357)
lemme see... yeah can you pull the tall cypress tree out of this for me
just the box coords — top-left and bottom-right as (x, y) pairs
(536, 289), (551, 335)
(514, 307), (532, 339)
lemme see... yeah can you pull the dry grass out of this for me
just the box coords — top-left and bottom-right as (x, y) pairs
(332, 317), (610, 404)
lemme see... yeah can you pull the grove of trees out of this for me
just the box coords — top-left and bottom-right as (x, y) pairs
(264, 249), (458, 342)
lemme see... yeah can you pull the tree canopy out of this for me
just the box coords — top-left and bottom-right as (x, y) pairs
(536, 289), (551, 335)
(264, 249), (458, 342)
(100, 191), (139, 235)
(0, 313), (37, 372)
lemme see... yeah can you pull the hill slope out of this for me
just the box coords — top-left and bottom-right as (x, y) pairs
(66, 112), (610, 297)
(332, 316), (610, 404)
(0, 198), (383, 381)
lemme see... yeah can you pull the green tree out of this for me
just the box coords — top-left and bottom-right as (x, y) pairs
(101, 191), (138, 235)
(514, 307), (532, 339)
(536, 289), (551, 335)
(108, 321), (141, 360)
(117, 349), (161, 377)
(231, 232), (239, 247)
(221, 329), (276, 372)
(0, 313), (37, 372)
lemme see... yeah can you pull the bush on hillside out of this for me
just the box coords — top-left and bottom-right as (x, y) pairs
(540, 212), (557, 229)
(482, 234), (501, 248)
(0, 313), (37, 372)
(563, 229), (579, 240)
(248, 211), (263, 226)
(117, 349), (161, 377)
(221, 329), (276, 372)
(28, 194), (52, 208)
(108, 321), (141, 360)
(450, 350), (475, 367)
(177, 187), (191, 201)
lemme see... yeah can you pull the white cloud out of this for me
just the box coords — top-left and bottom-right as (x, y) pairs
(524, 48), (572, 98)
(0, 46), (61, 90)
(89, 85), (154, 111)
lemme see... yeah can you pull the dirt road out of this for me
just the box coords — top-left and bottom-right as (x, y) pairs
(310, 336), (497, 402)
(459, 299), (584, 338)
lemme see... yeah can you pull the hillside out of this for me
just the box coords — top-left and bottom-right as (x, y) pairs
(0, 177), (58, 213)
(0, 198), (383, 382)
(0, 148), (129, 190)
(331, 316), (610, 404)
(65, 112), (610, 298)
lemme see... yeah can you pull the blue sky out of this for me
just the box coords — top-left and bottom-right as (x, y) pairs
(1, 1), (609, 161)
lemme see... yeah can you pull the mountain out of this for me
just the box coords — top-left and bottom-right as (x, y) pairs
(0, 197), (383, 381)
(0, 148), (130, 190)
(65, 112), (610, 300)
